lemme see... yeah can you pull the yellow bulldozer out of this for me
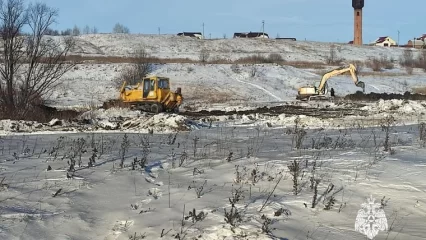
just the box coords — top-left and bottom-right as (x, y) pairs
(296, 63), (365, 101)
(103, 76), (183, 113)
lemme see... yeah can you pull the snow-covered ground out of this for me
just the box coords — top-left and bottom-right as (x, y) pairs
(65, 34), (416, 63)
(2, 34), (426, 240)
(1, 125), (425, 239)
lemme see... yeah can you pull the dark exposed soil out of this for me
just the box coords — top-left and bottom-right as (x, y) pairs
(180, 104), (368, 119)
(0, 105), (82, 123)
(8, 91), (425, 123)
(345, 91), (426, 101)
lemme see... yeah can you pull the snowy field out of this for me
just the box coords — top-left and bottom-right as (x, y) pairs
(1, 123), (426, 240)
(1, 34), (426, 240)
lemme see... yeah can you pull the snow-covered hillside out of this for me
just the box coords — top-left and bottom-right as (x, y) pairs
(47, 62), (426, 111)
(36, 34), (426, 110)
(65, 34), (416, 63)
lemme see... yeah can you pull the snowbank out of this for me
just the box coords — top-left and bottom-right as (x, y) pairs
(0, 112), (193, 135)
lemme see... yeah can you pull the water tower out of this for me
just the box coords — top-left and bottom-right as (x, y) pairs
(352, 0), (364, 45)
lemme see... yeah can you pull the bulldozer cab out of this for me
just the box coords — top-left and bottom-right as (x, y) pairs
(142, 76), (170, 100)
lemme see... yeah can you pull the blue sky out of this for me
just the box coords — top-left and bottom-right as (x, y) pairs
(33, 0), (425, 44)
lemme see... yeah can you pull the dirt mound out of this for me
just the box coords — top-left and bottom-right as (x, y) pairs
(182, 104), (367, 119)
(345, 91), (426, 101)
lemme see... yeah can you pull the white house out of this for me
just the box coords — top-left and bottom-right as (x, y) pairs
(370, 36), (397, 47)
(407, 34), (426, 49)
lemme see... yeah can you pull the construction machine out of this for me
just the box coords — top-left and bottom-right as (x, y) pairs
(103, 76), (183, 113)
(296, 63), (365, 101)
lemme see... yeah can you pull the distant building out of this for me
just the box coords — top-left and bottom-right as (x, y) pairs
(177, 32), (203, 39)
(233, 32), (269, 39)
(407, 34), (426, 49)
(370, 36), (397, 47)
(276, 38), (296, 41)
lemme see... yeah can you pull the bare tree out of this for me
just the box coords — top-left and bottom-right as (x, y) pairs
(199, 48), (209, 63)
(61, 28), (72, 36)
(0, 0), (76, 119)
(115, 47), (153, 87)
(112, 22), (129, 34)
(72, 25), (80, 36)
(91, 26), (98, 34)
(82, 25), (90, 34)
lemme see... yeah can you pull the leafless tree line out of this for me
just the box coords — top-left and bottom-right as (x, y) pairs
(0, 0), (77, 119)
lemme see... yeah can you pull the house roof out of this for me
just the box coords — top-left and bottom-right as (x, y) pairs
(416, 34), (426, 40)
(375, 36), (388, 43)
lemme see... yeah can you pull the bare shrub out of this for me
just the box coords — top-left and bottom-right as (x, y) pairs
(400, 48), (414, 67)
(288, 160), (302, 195)
(115, 48), (154, 87)
(406, 66), (414, 75)
(286, 116), (306, 149)
(236, 53), (269, 64)
(230, 64), (242, 74)
(381, 116), (395, 152)
(250, 65), (257, 77)
(112, 22), (129, 34)
(311, 177), (321, 208)
(267, 53), (284, 63)
(325, 45), (343, 64)
(415, 50), (426, 72)
(119, 134), (130, 168)
(419, 122), (426, 147)
(186, 66), (194, 73)
(224, 186), (245, 227)
(0, 0), (76, 120)
(365, 55), (393, 71)
(199, 49), (210, 63)
(185, 208), (207, 223)
(381, 55), (394, 69)
(188, 180), (207, 198)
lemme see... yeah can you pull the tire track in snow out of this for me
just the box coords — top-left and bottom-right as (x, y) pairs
(235, 77), (283, 101)
(218, 65), (283, 101)
(368, 84), (381, 92)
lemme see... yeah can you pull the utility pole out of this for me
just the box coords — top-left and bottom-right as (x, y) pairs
(158, 27), (160, 35)
(202, 23), (205, 39)
(262, 20), (265, 38)
(397, 30), (400, 47)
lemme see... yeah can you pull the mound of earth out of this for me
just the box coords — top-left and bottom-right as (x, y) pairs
(345, 91), (426, 101)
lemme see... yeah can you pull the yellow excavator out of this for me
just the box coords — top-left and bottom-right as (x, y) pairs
(296, 63), (365, 101)
(103, 76), (183, 113)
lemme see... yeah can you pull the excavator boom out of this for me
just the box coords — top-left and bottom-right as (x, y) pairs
(297, 63), (365, 100)
(317, 64), (364, 93)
